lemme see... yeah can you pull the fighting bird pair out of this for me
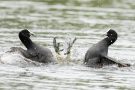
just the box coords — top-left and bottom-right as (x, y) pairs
(10, 29), (130, 68)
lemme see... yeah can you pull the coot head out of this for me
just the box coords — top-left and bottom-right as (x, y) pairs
(107, 29), (117, 38)
(19, 29), (31, 38)
(106, 29), (118, 45)
(19, 29), (35, 49)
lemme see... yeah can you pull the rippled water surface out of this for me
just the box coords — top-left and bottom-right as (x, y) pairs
(0, 0), (135, 90)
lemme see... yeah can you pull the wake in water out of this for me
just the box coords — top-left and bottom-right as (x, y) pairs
(0, 47), (44, 67)
(0, 37), (77, 67)
(0, 36), (133, 70)
(53, 37), (77, 64)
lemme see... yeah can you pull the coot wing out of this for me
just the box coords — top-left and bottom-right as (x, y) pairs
(101, 55), (130, 67)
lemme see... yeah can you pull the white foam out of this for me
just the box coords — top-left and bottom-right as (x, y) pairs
(0, 52), (40, 67)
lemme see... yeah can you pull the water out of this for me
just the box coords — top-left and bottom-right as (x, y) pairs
(0, 0), (135, 90)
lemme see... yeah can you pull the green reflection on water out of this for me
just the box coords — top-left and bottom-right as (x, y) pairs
(32, 0), (117, 7)
(1, 18), (33, 29)
(0, 0), (134, 30)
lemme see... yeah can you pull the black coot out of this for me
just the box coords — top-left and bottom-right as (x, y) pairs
(84, 29), (130, 68)
(11, 29), (55, 64)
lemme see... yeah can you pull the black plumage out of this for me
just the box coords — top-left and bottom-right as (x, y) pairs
(84, 29), (130, 68)
(12, 29), (55, 63)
